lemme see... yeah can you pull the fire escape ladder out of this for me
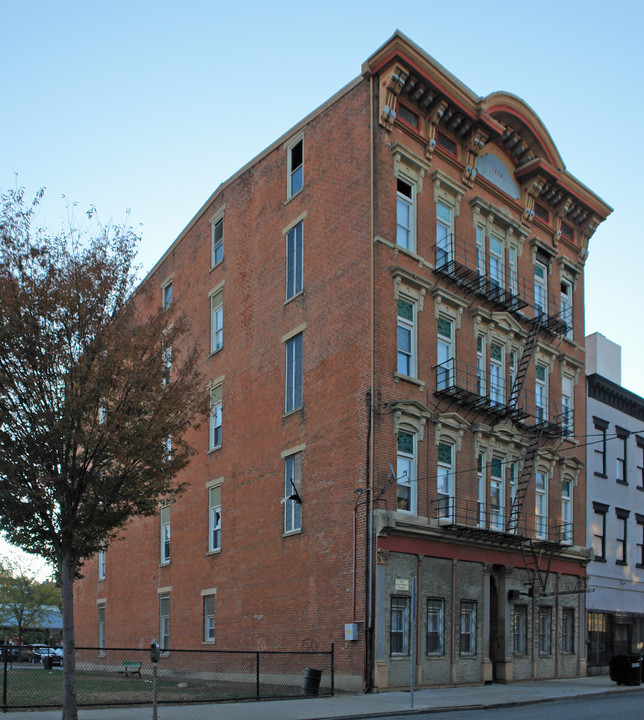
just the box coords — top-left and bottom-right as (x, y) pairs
(508, 314), (543, 410)
(521, 537), (553, 596)
(506, 424), (545, 535)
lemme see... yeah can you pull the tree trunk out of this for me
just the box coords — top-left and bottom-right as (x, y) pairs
(60, 552), (77, 720)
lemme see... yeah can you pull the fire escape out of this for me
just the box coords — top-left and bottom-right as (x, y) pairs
(431, 234), (572, 596)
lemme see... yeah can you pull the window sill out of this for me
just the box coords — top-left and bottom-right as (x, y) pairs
(616, 480), (628, 486)
(285, 290), (304, 306)
(616, 560), (627, 566)
(209, 347), (223, 358)
(283, 529), (302, 538)
(98, 577), (105, 583)
(284, 188), (304, 205)
(594, 473), (607, 479)
(393, 372), (426, 391)
(202, 640), (215, 646)
(593, 557), (607, 563)
(637, 486), (644, 492)
(206, 548), (221, 557)
(637, 563), (644, 570)
(159, 562), (170, 568)
(283, 407), (303, 419)
(208, 445), (222, 455)
(390, 655), (411, 661)
(210, 259), (224, 273)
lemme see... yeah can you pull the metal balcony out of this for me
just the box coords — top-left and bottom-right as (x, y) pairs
(432, 496), (573, 549)
(432, 235), (570, 337)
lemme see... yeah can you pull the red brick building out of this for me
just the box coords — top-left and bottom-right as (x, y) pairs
(74, 32), (611, 690)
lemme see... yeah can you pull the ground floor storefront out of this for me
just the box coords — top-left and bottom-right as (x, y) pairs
(373, 532), (587, 688)
(587, 610), (644, 674)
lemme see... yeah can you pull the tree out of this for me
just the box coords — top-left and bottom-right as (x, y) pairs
(0, 188), (206, 719)
(0, 555), (61, 644)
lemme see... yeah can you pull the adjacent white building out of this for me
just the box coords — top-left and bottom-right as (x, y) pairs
(586, 333), (644, 671)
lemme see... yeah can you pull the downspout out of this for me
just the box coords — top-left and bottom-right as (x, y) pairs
(364, 71), (376, 693)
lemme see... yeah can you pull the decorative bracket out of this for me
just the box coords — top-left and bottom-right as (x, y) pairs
(379, 65), (408, 131)
(462, 129), (488, 188)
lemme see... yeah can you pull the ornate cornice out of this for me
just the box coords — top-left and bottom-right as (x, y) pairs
(587, 374), (644, 422)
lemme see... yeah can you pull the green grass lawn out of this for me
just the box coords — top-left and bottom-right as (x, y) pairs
(1, 665), (298, 709)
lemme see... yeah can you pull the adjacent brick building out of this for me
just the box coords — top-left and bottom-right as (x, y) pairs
(74, 32), (612, 689)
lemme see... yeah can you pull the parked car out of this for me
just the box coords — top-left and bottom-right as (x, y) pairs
(4, 645), (35, 663)
(30, 645), (63, 666)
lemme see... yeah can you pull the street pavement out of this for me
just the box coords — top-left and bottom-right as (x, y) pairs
(5, 674), (644, 720)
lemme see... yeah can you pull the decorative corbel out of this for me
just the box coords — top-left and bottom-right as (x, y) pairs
(521, 176), (546, 226)
(461, 129), (488, 188)
(424, 98), (449, 161)
(380, 65), (408, 131)
(578, 215), (600, 262)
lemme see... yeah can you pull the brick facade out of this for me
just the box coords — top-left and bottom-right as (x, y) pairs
(74, 32), (611, 690)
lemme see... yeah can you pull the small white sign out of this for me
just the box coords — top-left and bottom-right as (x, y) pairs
(394, 578), (409, 592)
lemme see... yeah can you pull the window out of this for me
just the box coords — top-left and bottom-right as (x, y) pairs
(489, 457), (504, 531)
(535, 472), (548, 539)
(489, 234), (504, 289)
(427, 598), (444, 655)
(435, 200), (453, 266)
(160, 504), (171, 564)
(534, 261), (547, 315)
(460, 601), (477, 655)
(209, 385), (222, 450)
(476, 336), (486, 396)
(593, 418), (608, 477)
(636, 514), (644, 567)
(286, 221), (303, 300)
(561, 376), (573, 435)
(535, 365), (548, 422)
(616, 428), (628, 484)
(284, 452), (302, 533)
(203, 594), (215, 643)
(489, 343), (504, 406)
(561, 480), (573, 544)
(508, 247), (518, 295)
(288, 138), (303, 197)
(437, 442), (454, 520)
(210, 291), (223, 353)
(98, 603), (106, 652)
(162, 281), (173, 310)
(534, 203), (548, 222)
(159, 595), (170, 651)
(616, 508), (629, 565)
(476, 225), (486, 277)
(285, 333), (303, 413)
(436, 131), (457, 155)
(508, 460), (518, 524)
(561, 222), (574, 242)
(211, 216), (224, 266)
(162, 347), (172, 387)
(538, 606), (552, 655)
(513, 605), (527, 655)
(436, 317), (454, 390)
(477, 452), (486, 527)
(208, 485), (222, 552)
(637, 438), (644, 489)
(397, 298), (416, 377)
(592, 502), (608, 561)
(560, 279), (573, 339)
(397, 103), (419, 128)
(396, 177), (415, 251)
(391, 596), (410, 655)
(562, 608), (575, 654)
(397, 431), (416, 513)
(98, 549), (106, 581)
(509, 350), (517, 392)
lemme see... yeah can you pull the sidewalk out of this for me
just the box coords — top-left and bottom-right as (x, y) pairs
(5, 674), (644, 720)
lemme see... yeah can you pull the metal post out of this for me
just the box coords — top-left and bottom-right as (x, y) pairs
(3, 644), (8, 713)
(410, 576), (416, 708)
(152, 662), (157, 720)
(255, 651), (260, 700)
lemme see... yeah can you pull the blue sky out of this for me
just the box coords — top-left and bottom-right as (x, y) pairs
(1, 1), (643, 571)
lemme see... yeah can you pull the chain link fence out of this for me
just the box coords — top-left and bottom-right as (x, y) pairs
(1, 644), (334, 711)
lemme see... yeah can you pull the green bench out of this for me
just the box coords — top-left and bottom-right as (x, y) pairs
(121, 660), (142, 677)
